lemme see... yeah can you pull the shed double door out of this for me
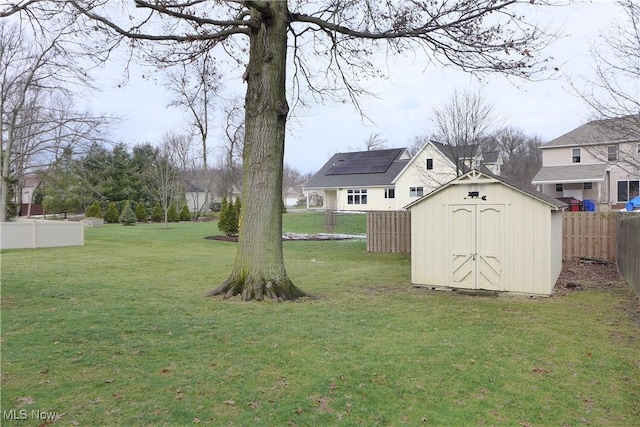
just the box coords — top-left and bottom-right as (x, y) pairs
(450, 204), (504, 291)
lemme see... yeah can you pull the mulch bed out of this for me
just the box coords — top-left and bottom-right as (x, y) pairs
(204, 235), (239, 242)
(555, 257), (640, 323)
(554, 257), (624, 295)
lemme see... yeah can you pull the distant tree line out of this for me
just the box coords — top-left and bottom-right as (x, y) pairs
(8, 134), (217, 224)
(24, 137), (310, 226)
(30, 140), (195, 225)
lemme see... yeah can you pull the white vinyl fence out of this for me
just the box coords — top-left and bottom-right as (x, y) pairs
(1, 220), (85, 250)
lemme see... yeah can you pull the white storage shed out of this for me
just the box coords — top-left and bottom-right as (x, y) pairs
(406, 170), (566, 296)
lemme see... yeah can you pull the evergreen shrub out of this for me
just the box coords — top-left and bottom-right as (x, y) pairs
(135, 202), (148, 222)
(218, 196), (240, 236)
(104, 202), (120, 223)
(217, 197), (230, 235)
(151, 202), (163, 222)
(180, 204), (191, 221)
(86, 201), (102, 218)
(119, 201), (137, 225)
(167, 204), (179, 222)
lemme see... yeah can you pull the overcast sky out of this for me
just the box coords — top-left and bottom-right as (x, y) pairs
(85, 0), (628, 174)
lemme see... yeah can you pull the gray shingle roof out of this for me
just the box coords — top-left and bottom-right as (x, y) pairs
(487, 170), (568, 209)
(542, 115), (640, 148)
(531, 164), (608, 184)
(431, 141), (478, 163)
(305, 148), (409, 189)
(482, 150), (500, 163)
(184, 180), (206, 192)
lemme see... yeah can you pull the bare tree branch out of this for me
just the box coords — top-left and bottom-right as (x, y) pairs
(572, 0), (640, 174)
(0, 20), (114, 220)
(430, 88), (497, 175)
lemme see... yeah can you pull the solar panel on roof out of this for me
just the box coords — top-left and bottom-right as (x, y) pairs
(325, 149), (403, 175)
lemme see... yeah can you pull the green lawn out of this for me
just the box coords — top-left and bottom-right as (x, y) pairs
(1, 218), (638, 426)
(281, 210), (367, 235)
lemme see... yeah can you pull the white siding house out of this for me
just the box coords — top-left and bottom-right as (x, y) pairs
(284, 186), (304, 207)
(393, 141), (459, 209)
(184, 181), (209, 214)
(407, 170), (566, 296)
(303, 148), (411, 211)
(304, 143), (501, 211)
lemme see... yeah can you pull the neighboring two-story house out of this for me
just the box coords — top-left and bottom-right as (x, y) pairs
(303, 142), (501, 211)
(532, 117), (640, 210)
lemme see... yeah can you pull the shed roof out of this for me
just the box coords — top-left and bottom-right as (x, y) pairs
(184, 180), (207, 192)
(531, 164), (609, 184)
(405, 169), (567, 210)
(304, 148), (409, 189)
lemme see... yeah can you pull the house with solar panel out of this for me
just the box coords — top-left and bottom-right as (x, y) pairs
(303, 142), (500, 211)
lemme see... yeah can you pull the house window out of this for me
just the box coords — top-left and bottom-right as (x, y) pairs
(384, 188), (395, 199)
(607, 145), (618, 161)
(426, 158), (434, 170)
(572, 148), (581, 163)
(583, 182), (593, 190)
(555, 183), (563, 192)
(410, 187), (424, 197)
(347, 189), (367, 205)
(617, 180), (640, 202)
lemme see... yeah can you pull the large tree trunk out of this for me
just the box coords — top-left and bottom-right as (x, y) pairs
(207, 1), (305, 301)
(0, 119), (14, 223)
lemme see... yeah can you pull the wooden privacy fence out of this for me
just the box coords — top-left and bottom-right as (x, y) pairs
(616, 212), (640, 296)
(366, 211), (411, 253)
(367, 210), (620, 261)
(562, 212), (617, 261)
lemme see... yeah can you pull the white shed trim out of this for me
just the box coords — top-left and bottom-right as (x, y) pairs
(404, 169), (566, 211)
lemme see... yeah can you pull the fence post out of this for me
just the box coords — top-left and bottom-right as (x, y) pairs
(616, 212), (640, 296)
(32, 221), (37, 249)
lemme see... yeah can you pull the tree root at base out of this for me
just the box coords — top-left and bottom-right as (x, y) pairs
(206, 275), (306, 302)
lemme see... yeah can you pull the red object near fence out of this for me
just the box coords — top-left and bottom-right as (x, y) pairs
(19, 204), (43, 216)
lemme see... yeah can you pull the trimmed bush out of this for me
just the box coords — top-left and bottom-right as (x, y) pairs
(218, 196), (240, 236)
(167, 204), (179, 222)
(151, 202), (163, 222)
(104, 202), (120, 223)
(119, 201), (137, 225)
(217, 197), (230, 235)
(217, 197), (228, 235)
(180, 204), (191, 221)
(135, 202), (148, 222)
(86, 201), (102, 218)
